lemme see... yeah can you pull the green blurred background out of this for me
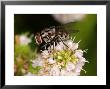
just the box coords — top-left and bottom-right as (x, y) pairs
(14, 14), (97, 76)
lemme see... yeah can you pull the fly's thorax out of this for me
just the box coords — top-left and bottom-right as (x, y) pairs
(40, 27), (56, 43)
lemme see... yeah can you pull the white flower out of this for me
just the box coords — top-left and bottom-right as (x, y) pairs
(60, 69), (67, 76)
(32, 59), (43, 67)
(73, 43), (79, 50)
(55, 42), (65, 51)
(49, 65), (60, 76)
(66, 62), (75, 72)
(52, 14), (85, 24)
(74, 59), (85, 73)
(19, 35), (31, 45)
(55, 44), (63, 51)
(41, 50), (49, 59)
(52, 14), (86, 24)
(75, 50), (83, 59)
(66, 40), (74, 49)
(29, 37), (88, 76)
(65, 40), (78, 50)
(80, 57), (86, 62)
(47, 57), (56, 64)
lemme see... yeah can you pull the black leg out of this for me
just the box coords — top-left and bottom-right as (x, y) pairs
(59, 36), (69, 48)
(53, 41), (55, 60)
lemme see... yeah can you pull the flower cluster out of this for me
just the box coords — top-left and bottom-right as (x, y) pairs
(52, 14), (86, 24)
(14, 34), (36, 76)
(30, 37), (88, 76)
(19, 35), (31, 45)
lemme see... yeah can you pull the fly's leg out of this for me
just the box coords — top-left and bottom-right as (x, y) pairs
(41, 44), (47, 51)
(52, 41), (55, 60)
(59, 36), (74, 53)
(41, 42), (52, 54)
(47, 41), (55, 60)
(58, 35), (69, 49)
(48, 42), (52, 53)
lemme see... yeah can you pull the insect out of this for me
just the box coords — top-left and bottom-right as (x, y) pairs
(35, 25), (78, 52)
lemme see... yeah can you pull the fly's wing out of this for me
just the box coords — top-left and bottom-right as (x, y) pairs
(55, 25), (79, 36)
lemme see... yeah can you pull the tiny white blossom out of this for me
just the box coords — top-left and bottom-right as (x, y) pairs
(74, 59), (85, 73)
(49, 65), (60, 76)
(75, 49), (83, 59)
(55, 44), (63, 51)
(52, 14), (86, 24)
(41, 50), (49, 59)
(73, 43), (79, 50)
(32, 55), (44, 67)
(20, 35), (31, 45)
(66, 40), (74, 49)
(65, 40), (78, 50)
(60, 69), (67, 76)
(74, 66), (82, 73)
(66, 62), (75, 72)
(47, 57), (56, 64)
(80, 57), (86, 62)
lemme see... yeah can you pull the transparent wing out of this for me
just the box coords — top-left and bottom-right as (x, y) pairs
(55, 25), (79, 35)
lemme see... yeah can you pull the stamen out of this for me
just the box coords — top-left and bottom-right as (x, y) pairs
(73, 36), (76, 41)
(83, 49), (88, 53)
(78, 40), (81, 44)
(85, 60), (89, 63)
(81, 69), (87, 73)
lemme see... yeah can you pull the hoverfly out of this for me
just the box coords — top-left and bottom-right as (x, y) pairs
(35, 25), (78, 52)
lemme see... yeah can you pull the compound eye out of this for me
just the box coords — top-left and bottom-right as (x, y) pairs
(48, 32), (51, 35)
(36, 37), (42, 45)
(41, 32), (45, 37)
(35, 34), (42, 45)
(41, 32), (44, 35)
